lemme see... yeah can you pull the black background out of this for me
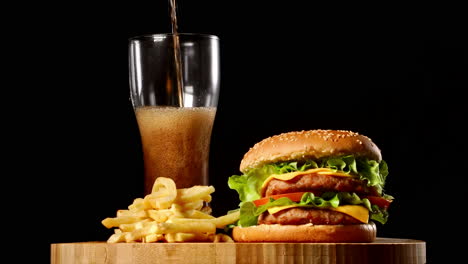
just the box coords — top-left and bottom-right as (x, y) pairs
(12, 1), (467, 263)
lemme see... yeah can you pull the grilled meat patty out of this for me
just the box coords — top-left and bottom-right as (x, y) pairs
(258, 207), (362, 225)
(263, 173), (379, 197)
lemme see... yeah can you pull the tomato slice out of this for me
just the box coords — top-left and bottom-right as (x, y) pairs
(365, 196), (393, 210)
(253, 192), (307, 207)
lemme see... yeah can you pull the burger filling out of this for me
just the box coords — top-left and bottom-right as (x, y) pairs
(228, 155), (392, 228)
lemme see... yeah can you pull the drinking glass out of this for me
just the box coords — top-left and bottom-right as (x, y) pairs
(129, 33), (220, 194)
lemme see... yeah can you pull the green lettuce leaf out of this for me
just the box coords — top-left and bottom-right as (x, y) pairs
(228, 164), (277, 202)
(228, 155), (388, 203)
(370, 205), (389, 224)
(238, 192), (389, 227)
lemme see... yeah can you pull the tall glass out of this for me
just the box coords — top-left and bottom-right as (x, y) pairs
(129, 34), (220, 194)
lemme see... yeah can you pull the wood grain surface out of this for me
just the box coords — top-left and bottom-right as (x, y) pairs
(51, 237), (426, 264)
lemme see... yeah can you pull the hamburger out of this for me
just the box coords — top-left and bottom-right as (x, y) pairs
(228, 129), (393, 242)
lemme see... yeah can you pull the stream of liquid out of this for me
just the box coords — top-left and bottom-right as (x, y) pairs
(169, 0), (184, 106)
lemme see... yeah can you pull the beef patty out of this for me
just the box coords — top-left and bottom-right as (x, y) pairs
(258, 207), (362, 225)
(263, 173), (379, 197)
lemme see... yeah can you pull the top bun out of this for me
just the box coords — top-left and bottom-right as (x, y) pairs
(240, 129), (382, 173)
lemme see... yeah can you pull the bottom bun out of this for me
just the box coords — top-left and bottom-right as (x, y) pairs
(232, 223), (376, 243)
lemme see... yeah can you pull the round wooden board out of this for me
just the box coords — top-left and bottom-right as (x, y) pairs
(51, 237), (426, 264)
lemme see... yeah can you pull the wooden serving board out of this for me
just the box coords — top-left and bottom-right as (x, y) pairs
(51, 237), (425, 264)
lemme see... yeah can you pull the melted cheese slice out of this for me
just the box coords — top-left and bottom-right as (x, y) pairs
(267, 205), (298, 215)
(331, 205), (369, 223)
(267, 205), (369, 224)
(261, 168), (353, 190)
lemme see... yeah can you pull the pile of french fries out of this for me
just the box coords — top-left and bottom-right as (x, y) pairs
(102, 177), (239, 243)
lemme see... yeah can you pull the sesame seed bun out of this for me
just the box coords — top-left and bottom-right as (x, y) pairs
(232, 223), (377, 242)
(240, 129), (382, 173)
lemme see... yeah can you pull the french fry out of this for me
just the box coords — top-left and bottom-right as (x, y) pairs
(144, 193), (165, 210)
(199, 195), (212, 203)
(213, 234), (234, 243)
(126, 222), (160, 242)
(147, 209), (173, 222)
(165, 233), (196, 242)
(175, 186), (215, 204)
(165, 232), (213, 242)
(150, 177), (177, 209)
(102, 215), (145, 229)
(119, 219), (151, 232)
(183, 209), (215, 219)
(201, 205), (212, 215)
(169, 204), (186, 219)
(118, 224), (135, 233)
(167, 218), (207, 224)
(143, 233), (164, 243)
(107, 233), (126, 243)
(128, 198), (152, 211)
(117, 209), (147, 218)
(180, 200), (204, 211)
(124, 232), (136, 243)
(169, 211), (239, 229)
(210, 211), (240, 228)
(159, 221), (216, 234)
